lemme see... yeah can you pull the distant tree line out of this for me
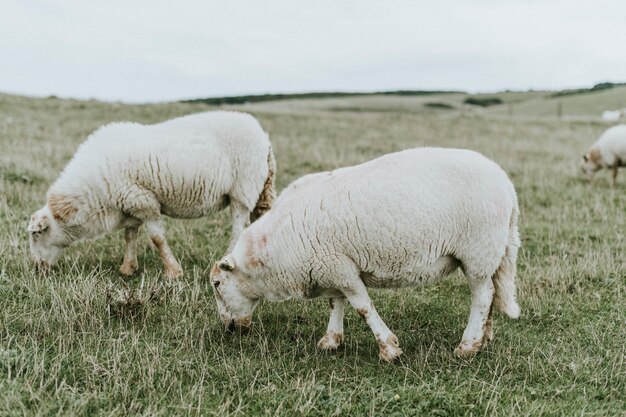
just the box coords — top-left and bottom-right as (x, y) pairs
(549, 82), (626, 98)
(180, 82), (626, 106)
(181, 90), (463, 105)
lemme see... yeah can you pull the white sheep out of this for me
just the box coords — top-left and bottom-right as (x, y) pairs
(27, 111), (276, 278)
(210, 147), (521, 360)
(601, 110), (622, 123)
(581, 125), (626, 187)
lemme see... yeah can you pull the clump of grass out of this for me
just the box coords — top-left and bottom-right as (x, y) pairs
(424, 102), (455, 110)
(105, 278), (160, 321)
(464, 96), (503, 107)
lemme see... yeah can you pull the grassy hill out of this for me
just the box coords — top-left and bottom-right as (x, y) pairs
(487, 85), (626, 118)
(0, 89), (624, 416)
(181, 83), (626, 119)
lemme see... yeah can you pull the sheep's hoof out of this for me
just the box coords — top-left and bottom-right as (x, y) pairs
(165, 266), (183, 280)
(454, 340), (482, 358)
(317, 332), (343, 350)
(119, 261), (138, 276)
(482, 326), (494, 346)
(378, 334), (402, 362)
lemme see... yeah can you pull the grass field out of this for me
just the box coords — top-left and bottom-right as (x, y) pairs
(0, 90), (625, 416)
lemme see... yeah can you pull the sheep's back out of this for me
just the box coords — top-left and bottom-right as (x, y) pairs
(257, 148), (516, 283)
(51, 112), (270, 219)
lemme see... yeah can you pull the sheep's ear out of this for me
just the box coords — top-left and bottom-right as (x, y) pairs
(583, 154), (588, 162)
(218, 256), (236, 272)
(588, 148), (601, 163)
(27, 214), (50, 234)
(48, 194), (78, 222)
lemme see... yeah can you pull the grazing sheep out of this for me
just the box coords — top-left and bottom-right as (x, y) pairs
(211, 148), (520, 360)
(601, 110), (622, 123)
(581, 125), (626, 187)
(28, 111), (276, 278)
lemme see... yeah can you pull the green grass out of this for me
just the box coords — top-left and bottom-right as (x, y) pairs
(0, 91), (624, 416)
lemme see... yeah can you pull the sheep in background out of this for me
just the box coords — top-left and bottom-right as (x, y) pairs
(211, 147), (521, 360)
(28, 111), (276, 278)
(601, 109), (626, 123)
(581, 125), (626, 187)
(602, 110), (622, 123)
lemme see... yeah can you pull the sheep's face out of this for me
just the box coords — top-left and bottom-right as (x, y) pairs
(27, 206), (69, 267)
(210, 255), (259, 330)
(580, 153), (601, 180)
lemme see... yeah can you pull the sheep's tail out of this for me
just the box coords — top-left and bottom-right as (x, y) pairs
(251, 144), (276, 222)
(492, 203), (521, 319)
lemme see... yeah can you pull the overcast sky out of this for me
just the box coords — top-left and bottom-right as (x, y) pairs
(1, 0), (625, 103)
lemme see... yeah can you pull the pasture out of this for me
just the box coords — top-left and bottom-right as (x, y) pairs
(0, 90), (624, 416)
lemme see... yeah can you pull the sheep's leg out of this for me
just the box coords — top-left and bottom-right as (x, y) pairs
(611, 165), (618, 188)
(119, 226), (139, 276)
(455, 274), (494, 358)
(343, 281), (402, 362)
(318, 297), (345, 350)
(145, 220), (183, 279)
(482, 304), (494, 345)
(229, 202), (250, 250)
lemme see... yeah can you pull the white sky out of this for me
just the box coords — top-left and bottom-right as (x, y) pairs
(1, 0), (625, 103)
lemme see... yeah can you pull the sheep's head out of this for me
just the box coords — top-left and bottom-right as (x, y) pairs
(581, 148), (602, 180)
(210, 254), (259, 331)
(27, 205), (68, 267)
